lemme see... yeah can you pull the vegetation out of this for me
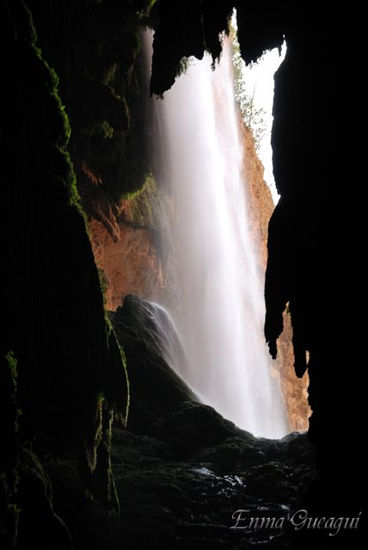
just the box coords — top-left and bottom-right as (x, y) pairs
(24, 4), (89, 225)
(126, 172), (163, 228)
(102, 62), (118, 87)
(97, 268), (109, 306)
(105, 313), (130, 427)
(136, 0), (157, 20)
(82, 119), (115, 140)
(230, 21), (267, 151)
(176, 55), (194, 77)
(5, 351), (18, 393)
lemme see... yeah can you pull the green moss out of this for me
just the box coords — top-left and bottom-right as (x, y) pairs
(82, 119), (115, 139)
(1, 351), (21, 546)
(121, 173), (149, 201)
(122, 172), (167, 232)
(102, 63), (118, 86)
(136, 0), (157, 19)
(176, 56), (193, 77)
(24, 3), (88, 225)
(5, 351), (18, 392)
(119, 173), (171, 266)
(25, 6), (71, 148)
(97, 268), (109, 306)
(105, 313), (130, 426)
(46, 65), (72, 146)
(97, 391), (105, 407)
(129, 172), (155, 217)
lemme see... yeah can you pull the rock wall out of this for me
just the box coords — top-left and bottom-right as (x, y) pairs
(89, 216), (163, 310)
(1, 1), (132, 545)
(87, 173), (168, 310)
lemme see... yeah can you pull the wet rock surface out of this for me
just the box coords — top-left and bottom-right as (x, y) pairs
(47, 418), (313, 550)
(43, 294), (315, 550)
(88, 294), (314, 549)
(111, 427), (313, 549)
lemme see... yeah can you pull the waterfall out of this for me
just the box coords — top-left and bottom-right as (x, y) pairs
(130, 298), (191, 381)
(147, 34), (287, 439)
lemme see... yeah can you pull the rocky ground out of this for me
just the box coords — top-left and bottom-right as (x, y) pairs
(47, 408), (313, 550)
(45, 295), (315, 550)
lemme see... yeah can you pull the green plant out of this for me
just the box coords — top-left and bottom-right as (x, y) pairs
(82, 120), (115, 139)
(5, 351), (18, 392)
(230, 22), (267, 151)
(136, 0), (157, 19)
(176, 56), (194, 77)
(103, 63), (118, 87)
(97, 268), (109, 306)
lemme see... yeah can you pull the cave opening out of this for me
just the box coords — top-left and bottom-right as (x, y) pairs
(4, 2), (366, 548)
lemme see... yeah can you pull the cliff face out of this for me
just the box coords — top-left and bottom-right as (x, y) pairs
(87, 174), (168, 310)
(89, 216), (163, 310)
(240, 123), (273, 271)
(240, 120), (310, 433)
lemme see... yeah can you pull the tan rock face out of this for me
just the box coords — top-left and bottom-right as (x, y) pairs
(240, 122), (272, 271)
(86, 172), (167, 311)
(89, 217), (163, 311)
(276, 312), (311, 432)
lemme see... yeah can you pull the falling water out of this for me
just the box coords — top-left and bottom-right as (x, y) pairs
(148, 35), (287, 438)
